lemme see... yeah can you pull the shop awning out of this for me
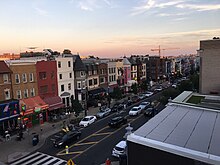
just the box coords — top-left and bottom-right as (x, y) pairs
(43, 96), (65, 111)
(88, 87), (106, 95)
(20, 96), (49, 116)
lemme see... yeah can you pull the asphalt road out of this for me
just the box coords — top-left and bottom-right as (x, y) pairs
(37, 91), (165, 165)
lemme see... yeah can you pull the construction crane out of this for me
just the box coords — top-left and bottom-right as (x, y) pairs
(151, 45), (179, 57)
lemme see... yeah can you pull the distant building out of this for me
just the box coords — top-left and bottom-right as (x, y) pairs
(199, 38), (220, 94)
(123, 58), (132, 92)
(0, 53), (20, 60)
(108, 61), (117, 92)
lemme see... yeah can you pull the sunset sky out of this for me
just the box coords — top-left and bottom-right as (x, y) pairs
(0, 0), (220, 57)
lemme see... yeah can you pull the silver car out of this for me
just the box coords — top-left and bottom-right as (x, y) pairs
(96, 107), (111, 118)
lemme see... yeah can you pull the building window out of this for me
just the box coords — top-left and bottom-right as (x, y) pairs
(24, 89), (28, 98)
(100, 77), (105, 84)
(17, 90), (21, 99)
(80, 71), (85, 77)
(89, 79), (92, 86)
(82, 81), (86, 88)
(94, 78), (98, 85)
(40, 85), (48, 94)
(59, 74), (62, 80)
(61, 84), (64, 92)
(51, 71), (54, 79)
(4, 89), (10, 100)
(68, 83), (71, 90)
(94, 70), (97, 74)
(15, 74), (20, 84)
(39, 72), (46, 80)
(77, 82), (81, 89)
(30, 88), (35, 97)
(88, 71), (92, 76)
(29, 73), (34, 82)
(69, 72), (72, 78)
(58, 61), (61, 68)
(3, 74), (9, 83)
(22, 73), (27, 83)
(68, 61), (71, 67)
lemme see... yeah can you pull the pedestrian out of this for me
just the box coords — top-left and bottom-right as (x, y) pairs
(105, 158), (111, 165)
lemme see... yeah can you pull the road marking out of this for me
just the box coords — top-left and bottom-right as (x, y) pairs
(73, 141), (98, 146)
(10, 152), (66, 165)
(57, 111), (145, 158)
(57, 126), (109, 155)
(57, 151), (83, 156)
(93, 132), (112, 136)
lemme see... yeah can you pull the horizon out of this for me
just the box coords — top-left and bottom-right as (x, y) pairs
(0, 0), (219, 58)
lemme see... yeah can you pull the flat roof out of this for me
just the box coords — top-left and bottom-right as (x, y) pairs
(128, 104), (220, 164)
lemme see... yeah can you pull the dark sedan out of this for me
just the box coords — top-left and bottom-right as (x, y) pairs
(111, 103), (124, 112)
(52, 129), (81, 148)
(108, 116), (127, 128)
(144, 107), (156, 117)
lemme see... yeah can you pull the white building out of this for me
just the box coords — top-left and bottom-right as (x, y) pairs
(56, 57), (75, 107)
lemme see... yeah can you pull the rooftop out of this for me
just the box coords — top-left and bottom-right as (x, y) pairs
(128, 103), (220, 164)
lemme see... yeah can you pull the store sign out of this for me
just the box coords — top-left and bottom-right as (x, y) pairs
(34, 107), (41, 112)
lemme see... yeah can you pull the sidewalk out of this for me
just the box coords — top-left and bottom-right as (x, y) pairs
(0, 96), (131, 164)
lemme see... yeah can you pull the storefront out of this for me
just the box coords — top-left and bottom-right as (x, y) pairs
(0, 100), (20, 136)
(20, 96), (48, 128)
(43, 96), (65, 121)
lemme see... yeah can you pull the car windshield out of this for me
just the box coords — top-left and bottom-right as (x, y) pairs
(115, 147), (124, 151)
(131, 108), (138, 111)
(82, 117), (90, 121)
(100, 109), (106, 112)
(111, 117), (121, 121)
(140, 102), (149, 106)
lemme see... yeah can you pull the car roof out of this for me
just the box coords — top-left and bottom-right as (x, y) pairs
(116, 140), (127, 148)
(84, 116), (95, 118)
(132, 106), (139, 109)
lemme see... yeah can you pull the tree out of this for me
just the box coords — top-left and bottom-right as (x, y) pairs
(190, 73), (199, 92)
(63, 49), (71, 54)
(71, 99), (83, 116)
(131, 83), (138, 94)
(111, 87), (122, 100)
(178, 80), (193, 92)
(140, 80), (148, 91)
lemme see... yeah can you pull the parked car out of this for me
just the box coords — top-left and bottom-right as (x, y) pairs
(52, 129), (81, 148)
(79, 116), (97, 127)
(138, 94), (146, 100)
(96, 107), (111, 118)
(154, 87), (163, 92)
(108, 116), (127, 128)
(123, 100), (133, 107)
(112, 140), (127, 158)
(143, 91), (154, 97)
(129, 106), (142, 116)
(131, 95), (140, 103)
(111, 102), (124, 112)
(144, 107), (156, 117)
(139, 101), (150, 111)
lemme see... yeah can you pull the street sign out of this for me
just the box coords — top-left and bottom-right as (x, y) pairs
(67, 159), (74, 165)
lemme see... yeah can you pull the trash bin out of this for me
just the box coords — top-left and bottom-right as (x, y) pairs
(32, 133), (39, 146)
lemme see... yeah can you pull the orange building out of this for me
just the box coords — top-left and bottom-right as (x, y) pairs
(0, 53), (20, 60)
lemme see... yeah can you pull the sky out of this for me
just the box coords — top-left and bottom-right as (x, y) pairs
(0, 0), (220, 58)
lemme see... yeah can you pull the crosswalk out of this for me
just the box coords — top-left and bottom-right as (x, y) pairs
(10, 152), (67, 165)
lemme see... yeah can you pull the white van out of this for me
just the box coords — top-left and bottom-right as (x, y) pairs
(112, 140), (127, 157)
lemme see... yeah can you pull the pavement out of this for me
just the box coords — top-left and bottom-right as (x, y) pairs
(0, 97), (131, 165)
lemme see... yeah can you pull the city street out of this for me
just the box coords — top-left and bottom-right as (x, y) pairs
(34, 91), (165, 165)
